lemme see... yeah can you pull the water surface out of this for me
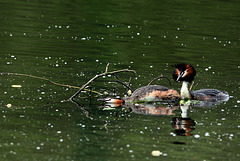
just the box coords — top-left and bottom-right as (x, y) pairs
(0, 0), (239, 160)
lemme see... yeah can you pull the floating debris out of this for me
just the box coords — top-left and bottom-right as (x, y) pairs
(151, 150), (163, 156)
(11, 85), (22, 88)
(103, 107), (115, 111)
(7, 104), (12, 108)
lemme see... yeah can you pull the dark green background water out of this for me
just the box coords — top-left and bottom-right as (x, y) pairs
(0, 0), (239, 160)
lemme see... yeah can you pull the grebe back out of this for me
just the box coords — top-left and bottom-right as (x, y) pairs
(99, 85), (181, 105)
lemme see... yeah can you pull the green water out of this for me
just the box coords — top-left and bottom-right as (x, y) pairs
(0, 0), (239, 160)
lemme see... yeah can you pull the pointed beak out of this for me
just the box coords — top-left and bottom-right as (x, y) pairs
(176, 72), (182, 82)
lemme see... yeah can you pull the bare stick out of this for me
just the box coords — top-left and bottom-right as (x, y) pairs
(189, 81), (194, 91)
(70, 64), (136, 100)
(128, 77), (132, 87)
(105, 63), (110, 73)
(70, 98), (93, 120)
(147, 75), (172, 86)
(114, 76), (133, 93)
(0, 72), (102, 95)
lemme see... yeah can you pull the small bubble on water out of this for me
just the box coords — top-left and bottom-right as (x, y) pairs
(205, 132), (210, 136)
(194, 134), (200, 138)
(163, 153), (168, 156)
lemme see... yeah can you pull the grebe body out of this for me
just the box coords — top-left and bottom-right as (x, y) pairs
(100, 85), (181, 105)
(126, 85), (181, 102)
(173, 63), (229, 101)
(190, 89), (229, 101)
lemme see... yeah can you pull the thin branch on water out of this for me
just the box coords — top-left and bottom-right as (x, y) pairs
(189, 81), (194, 91)
(114, 75), (133, 93)
(0, 72), (102, 95)
(147, 75), (172, 86)
(70, 63), (136, 101)
(70, 98), (93, 120)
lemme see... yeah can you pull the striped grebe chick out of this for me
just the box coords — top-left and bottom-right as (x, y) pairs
(99, 85), (181, 105)
(172, 63), (229, 101)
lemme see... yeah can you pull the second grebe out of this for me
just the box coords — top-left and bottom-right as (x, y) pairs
(172, 63), (229, 101)
(99, 85), (181, 105)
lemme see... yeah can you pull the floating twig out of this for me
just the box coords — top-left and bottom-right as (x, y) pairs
(147, 75), (172, 86)
(114, 75), (133, 94)
(70, 98), (93, 120)
(105, 63), (110, 73)
(0, 72), (102, 95)
(189, 81), (194, 91)
(70, 63), (136, 101)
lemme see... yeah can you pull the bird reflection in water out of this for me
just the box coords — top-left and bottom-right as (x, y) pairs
(171, 103), (195, 136)
(124, 103), (178, 116)
(100, 100), (195, 136)
(100, 100), (179, 116)
(99, 98), (228, 136)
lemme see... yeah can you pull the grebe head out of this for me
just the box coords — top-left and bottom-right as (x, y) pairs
(172, 63), (196, 83)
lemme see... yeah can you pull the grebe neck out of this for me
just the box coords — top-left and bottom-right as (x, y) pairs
(181, 81), (191, 99)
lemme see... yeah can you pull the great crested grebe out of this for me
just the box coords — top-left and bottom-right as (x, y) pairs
(99, 84), (181, 105)
(172, 63), (229, 101)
